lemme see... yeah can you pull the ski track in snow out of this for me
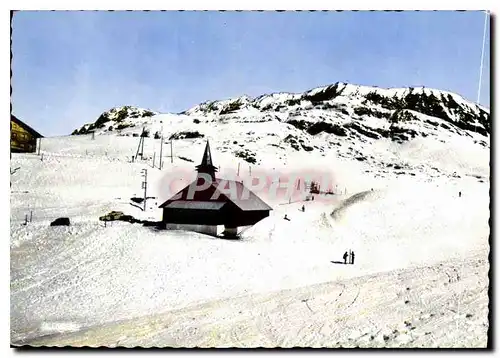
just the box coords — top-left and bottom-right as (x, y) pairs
(10, 121), (490, 347)
(23, 252), (489, 348)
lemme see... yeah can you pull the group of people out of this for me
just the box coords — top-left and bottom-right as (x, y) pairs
(343, 250), (355, 265)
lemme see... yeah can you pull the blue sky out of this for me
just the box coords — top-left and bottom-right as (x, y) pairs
(11, 11), (490, 136)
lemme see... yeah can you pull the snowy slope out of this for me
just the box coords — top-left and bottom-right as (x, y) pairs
(25, 252), (490, 348)
(10, 82), (490, 347)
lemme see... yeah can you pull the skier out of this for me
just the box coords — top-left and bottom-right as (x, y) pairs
(284, 214), (290, 221)
(343, 251), (348, 264)
(351, 251), (355, 265)
(301, 205), (305, 212)
(459, 191), (462, 198)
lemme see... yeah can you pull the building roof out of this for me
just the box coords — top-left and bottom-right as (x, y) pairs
(160, 179), (272, 212)
(214, 179), (273, 211)
(163, 200), (226, 210)
(11, 114), (44, 138)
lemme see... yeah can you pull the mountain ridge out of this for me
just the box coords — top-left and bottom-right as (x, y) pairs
(70, 82), (490, 166)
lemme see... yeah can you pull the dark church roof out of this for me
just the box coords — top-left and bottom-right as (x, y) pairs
(159, 179), (272, 211)
(213, 179), (272, 211)
(159, 141), (272, 212)
(162, 200), (226, 210)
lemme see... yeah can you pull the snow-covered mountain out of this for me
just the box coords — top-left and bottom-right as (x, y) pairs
(184, 83), (489, 137)
(72, 82), (490, 145)
(72, 106), (159, 135)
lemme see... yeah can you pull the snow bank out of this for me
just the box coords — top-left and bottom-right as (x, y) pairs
(10, 118), (490, 346)
(330, 184), (489, 271)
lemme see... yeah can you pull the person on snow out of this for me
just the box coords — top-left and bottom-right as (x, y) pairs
(301, 205), (305, 212)
(351, 251), (355, 265)
(343, 251), (348, 264)
(459, 191), (462, 198)
(284, 214), (290, 221)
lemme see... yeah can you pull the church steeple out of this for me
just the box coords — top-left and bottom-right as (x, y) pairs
(195, 140), (217, 181)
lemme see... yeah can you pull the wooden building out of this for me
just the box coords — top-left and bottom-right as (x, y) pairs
(11, 115), (43, 153)
(159, 141), (272, 237)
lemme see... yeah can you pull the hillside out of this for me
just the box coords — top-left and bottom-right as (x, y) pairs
(10, 82), (490, 347)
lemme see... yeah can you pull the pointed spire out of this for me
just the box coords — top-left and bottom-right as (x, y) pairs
(201, 140), (213, 167)
(195, 140), (217, 181)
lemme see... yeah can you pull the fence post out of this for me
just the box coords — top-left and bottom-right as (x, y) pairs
(159, 135), (163, 169)
(170, 141), (173, 163)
